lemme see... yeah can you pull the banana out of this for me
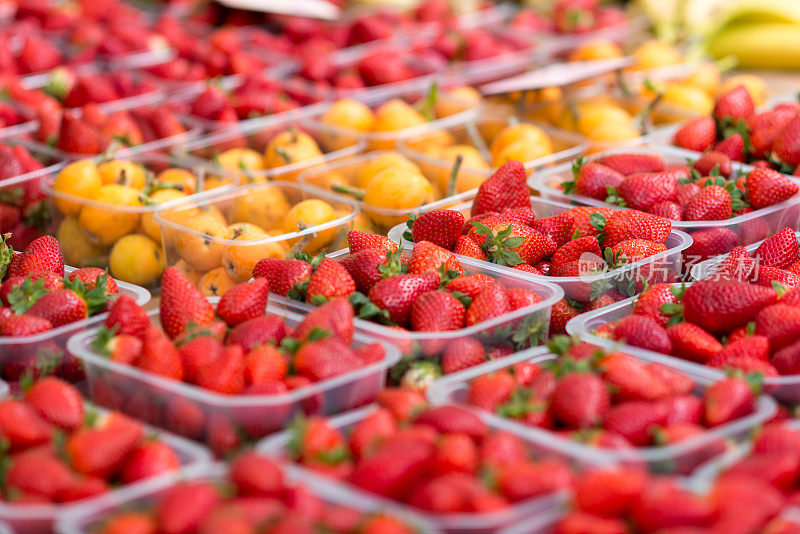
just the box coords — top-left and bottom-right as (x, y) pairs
(707, 22), (800, 69)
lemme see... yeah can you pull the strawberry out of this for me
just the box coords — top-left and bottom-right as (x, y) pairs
(294, 338), (364, 381)
(599, 210), (671, 248)
(684, 185), (733, 221)
(347, 230), (397, 253)
(715, 246), (757, 281)
(0, 398), (53, 448)
(471, 222), (556, 266)
(230, 452), (285, 496)
(67, 268), (118, 293)
(453, 235), (487, 260)
(1, 314), (53, 337)
(550, 236), (602, 273)
(294, 297), (354, 345)
(712, 475), (786, 532)
(409, 290), (465, 332)
(565, 160), (624, 200)
(632, 283), (680, 327)
(468, 372), (515, 411)
(430, 432), (479, 476)
(692, 151), (732, 178)
(683, 279), (778, 334)
(252, 258), (312, 297)
(549, 299), (580, 335)
(24, 377), (84, 431)
(755, 303), (800, 351)
(339, 249), (396, 294)
(550, 372), (609, 428)
(157, 482), (221, 534)
(14, 236), (64, 276)
(349, 408), (397, 460)
(507, 287), (542, 310)
(306, 259), (356, 304)
(497, 459), (572, 502)
(57, 113), (108, 155)
(685, 227), (740, 261)
(28, 281), (108, 328)
(377, 388), (427, 423)
(715, 134), (747, 163)
(756, 266), (800, 289)
(531, 212), (575, 246)
(574, 467), (647, 517)
(195, 344), (246, 394)
(66, 412), (145, 478)
(673, 116), (716, 152)
(600, 352), (670, 401)
(138, 327), (184, 381)
(612, 315), (672, 353)
(555, 512), (628, 533)
(6, 448), (74, 500)
(755, 227), (800, 269)
(704, 377), (756, 426)
(120, 440), (181, 484)
(216, 278), (269, 326)
(771, 112), (800, 167)
(441, 337), (485, 373)
(471, 161), (530, 216)
(568, 206), (618, 238)
(714, 86), (755, 122)
(666, 322), (722, 363)
(103, 294), (150, 338)
(244, 344), (288, 386)
(598, 153), (665, 175)
(445, 274), (495, 298)
(648, 201), (682, 220)
(227, 315), (290, 353)
(367, 272), (439, 326)
(160, 267), (215, 339)
(632, 479), (715, 532)
(746, 168), (799, 209)
(414, 405), (487, 439)
(178, 335), (224, 383)
(675, 182), (701, 208)
(408, 210), (465, 250)
(772, 339), (800, 374)
(349, 438), (434, 499)
(614, 172), (678, 211)
(408, 241), (462, 275)
(465, 283), (510, 326)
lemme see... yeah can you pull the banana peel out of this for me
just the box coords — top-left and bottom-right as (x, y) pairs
(707, 22), (800, 69)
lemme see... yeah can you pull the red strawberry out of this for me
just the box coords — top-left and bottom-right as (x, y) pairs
(756, 265), (800, 289)
(755, 227), (800, 269)
(67, 268), (118, 293)
(566, 161), (624, 200)
(414, 405), (487, 439)
(368, 272), (439, 326)
(5, 448), (74, 500)
(195, 344), (246, 394)
(408, 241), (462, 275)
(683, 279), (778, 334)
(714, 133), (746, 162)
(252, 258), (312, 297)
(772, 339), (800, 374)
(684, 227), (740, 261)
(714, 335), (770, 364)
(549, 298), (580, 335)
(771, 112), (800, 167)
(507, 287), (541, 310)
(615, 172), (678, 211)
(339, 249), (397, 294)
(684, 184), (732, 221)
(453, 235), (487, 260)
(600, 210), (672, 248)
(471, 161), (530, 216)
(294, 337), (364, 381)
(605, 401), (668, 446)
(409, 210), (465, 250)
(550, 236), (602, 273)
(470, 221), (556, 266)
(550, 373), (610, 428)
(410, 290), (465, 332)
(632, 479), (715, 532)
(306, 259), (356, 304)
(120, 440), (181, 484)
(445, 274), (496, 298)
(349, 438), (434, 499)
(746, 168), (799, 209)
(441, 337), (485, 373)
(28, 286), (105, 328)
(573, 467), (647, 517)
(667, 322), (722, 363)
(157, 482), (221, 534)
(468, 372), (515, 411)
(0, 314), (53, 337)
(430, 433), (479, 476)
(497, 459), (572, 502)
(600, 352), (670, 401)
(179, 335), (224, 382)
(598, 153), (665, 175)
(555, 512), (628, 533)
(755, 303), (800, 351)
(649, 200), (682, 220)
(465, 283), (510, 326)
(104, 294), (150, 338)
(66, 413), (145, 478)
(673, 116), (716, 152)
(714, 86), (755, 122)
(377, 388), (427, 423)
(294, 297), (354, 345)
(347, 230), (398, 253)
(216, 278), (269, 326)
(228, 315), (290, 352)
(716, 246), (757, 281)
(632, 283), (680, 327)
(692, 151), (732, 177)
(15, 236), (64, 276)
(659, 395), (704, 425)
(704, 377), (756, 426)
(349, 408), (397, 460)
(531, 211), (575, 246)
(57, 113), (108, 155)
(25, 377), (84, 431)
(138, 327), (184, 381)
(0, 398), (53, 448)
(612, 315), (672, 353)
(568, 206), (618, 238)
(160, 267), (215, 339)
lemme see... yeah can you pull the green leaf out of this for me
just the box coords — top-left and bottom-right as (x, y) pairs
(306, 327), (331, 341)
(91, 324), (118, 357)
(546, 335), (573, 355)
(8, 278), (48, 315)
(280, 337), (302, 355)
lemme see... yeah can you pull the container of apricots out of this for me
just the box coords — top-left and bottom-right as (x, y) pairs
(397, 110), (588, 178)
(173, 117), (365, 184)
(309, 85), (484, 152)
(154, 182), (359, 297)
(42, 152), (238, 288)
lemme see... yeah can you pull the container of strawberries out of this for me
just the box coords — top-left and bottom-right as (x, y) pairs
(257, 402), (588, 533)
(388, 164), (692, 304)
(0, 375), (211, 534)
(427, 342), (776, 475)
(530, 146), (800, 263)
(0, 236), (150, 383)
(56, 454), (440, 534)
(690, 228), (800, 281)
(68, 270), (400, 455)
(568, 278), (800, 403)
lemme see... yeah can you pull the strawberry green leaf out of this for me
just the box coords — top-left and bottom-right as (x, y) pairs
(280, 336), (302, 355)
(91, 324), (118, 357)
(306, 327), (331, 341)
(449, 291), (472, 308)
(8, 278), (48, 315)
(546, 335), (573, 355)
(286, 280), (308, 302)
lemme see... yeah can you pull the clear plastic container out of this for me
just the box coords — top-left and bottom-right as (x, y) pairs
(297, 150), (480, 234)
(42, 152), (240, 288)
(0, 401), (210, 534)
(427, 347), (776, 475)
(690, 230), (800, 280)
(271, 249), (563, 365)
(566, 284), (800, 404)
(530, 144), (800, 262)
(397, 113), (589, 176)
(0, 266), (150, 382)
(67, 303), (400, 453)
(55, 461), (442, 534)
(154, 181), (359, 290)
(172, 118), (366, 183)
(387, 196), (693, 303)
(257, 404), (582, 534)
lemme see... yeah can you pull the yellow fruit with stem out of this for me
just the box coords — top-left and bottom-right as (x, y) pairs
(575, 104), (633, 137)
(78, 184), (142, 246)
(431, 145), (489, 193)
(173, 214), (232, 272)
(661, 83), (714, 115)
(97, 160), (147, 189)
(319, 99), (375, 151)
(283, 199), (337, 252)
(52, 159), (102, 217)
(630, 40), (682, 71)
(264, 128), (323, 181)
(370, 99), (429, 150)
(356, 168), (434, 229)
(356, 152), (421, 189)
(435, 86), (482, 118)
(221, 229), (271, 282)
(155, 168), (197, 195)
(215, 148), (266, 184)
(227, 222), (267, 237)
(198, 267), (237, 297)
(140, 188), (187, 243)
(230, 185), (291, 231)
(56, 217), (105, 267)
(109, 234), (165, 286)
(489, 123), (554, 162)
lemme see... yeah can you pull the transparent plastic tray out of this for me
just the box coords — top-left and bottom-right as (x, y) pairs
(172, 118), (366, 182)
(530, 144), (800, 261)
(691, 230), (800, 280)
(55, 461), (441, 534)
(258, 404), (582, 534)
(387, 196), (692, 303)
(0, 266), (150, 382)
(566, 283), (800, 404)
(155, 181), (359, 288)
(0, 398), (210, 534)
(271, 249), (563, 363)
(41, 152), (240, 288)
(397, 113), (589, 176)
(67, 303), (400, 452)
(427, 347), (776, 475)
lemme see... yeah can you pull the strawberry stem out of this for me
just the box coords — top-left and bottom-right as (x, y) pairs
(446, 155), (464, 197)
